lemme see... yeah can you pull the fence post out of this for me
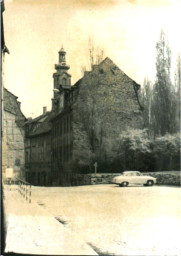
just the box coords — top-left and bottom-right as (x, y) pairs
(15, 178), (32, 203)
(26, 185), (27, 201)
(23, 183), (24, 198)
(29, 185), (31, 204)
(20, 181), (21, 195)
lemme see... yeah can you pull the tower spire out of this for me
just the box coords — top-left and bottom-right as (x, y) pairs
(52, 47), (71, 111)
(54, 47), (69, 72)
(58, 46), (66, 65)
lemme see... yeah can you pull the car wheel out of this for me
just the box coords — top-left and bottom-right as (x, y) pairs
(146, 180), (154, 186)
(121, 182), (129, 187)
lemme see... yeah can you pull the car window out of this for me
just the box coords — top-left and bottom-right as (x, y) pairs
(136, 172), (142, 176)
(124, 173), (134, 176)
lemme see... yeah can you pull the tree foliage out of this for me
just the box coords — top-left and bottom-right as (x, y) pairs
(152, 30), (173, 136)
(174, 54), (181, 132)
(140, 78), (153, 131)
(154, 133), (180, 170)
(175, 54), (181, 93)
(116, 129), (180, 172)
(117, 129), (154, 171)
(141, 30), (180, 137)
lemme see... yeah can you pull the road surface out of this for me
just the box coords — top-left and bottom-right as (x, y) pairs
(31, 184), (181, 255)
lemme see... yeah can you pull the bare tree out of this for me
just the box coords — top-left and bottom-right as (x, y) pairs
(88, 37), (105, 70)
(80, 65), (87, 76)
(88, 37), (95, 69)
(80, 37), (105, 74)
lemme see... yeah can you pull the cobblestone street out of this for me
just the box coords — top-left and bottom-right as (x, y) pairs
(31, 184), (181, 255)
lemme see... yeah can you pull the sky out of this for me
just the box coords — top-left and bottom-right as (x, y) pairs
(3, 0), (181, 117)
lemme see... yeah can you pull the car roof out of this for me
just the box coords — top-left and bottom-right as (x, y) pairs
(123, 171), (139, 173)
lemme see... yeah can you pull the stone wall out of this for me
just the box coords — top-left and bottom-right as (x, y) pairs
(88, 173), (122, 185)
(46, 172), (181, 187)
(86, 172), (181, 186)
(71, 109), (93, 171)
(71, 58), (143, 171)
(144, 172), (181, 186)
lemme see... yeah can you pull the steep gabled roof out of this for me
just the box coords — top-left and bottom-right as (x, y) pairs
(25, 111), (54, 137)
(98, 57), (141, 88)
(73, 57), (143, 110)
(3, 88), (26, 121)
(74, 57), (140, 87)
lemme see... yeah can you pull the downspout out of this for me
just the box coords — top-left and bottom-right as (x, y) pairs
(133, 81), (144, 111)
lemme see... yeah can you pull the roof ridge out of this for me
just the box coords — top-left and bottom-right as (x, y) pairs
(27, 111), (51, 123)
(4, 87), (18, 99)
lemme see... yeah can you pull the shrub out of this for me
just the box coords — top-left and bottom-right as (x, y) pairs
(154, 133), (180, 170)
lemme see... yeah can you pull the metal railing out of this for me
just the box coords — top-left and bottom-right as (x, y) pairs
(15, 178), (32, 203)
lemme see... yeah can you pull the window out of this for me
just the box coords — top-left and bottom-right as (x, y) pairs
(25, 152), (29, 163)
(15, 158), (21, 166)
(62, 78), (67, 86)
(99, 68), (104, 74)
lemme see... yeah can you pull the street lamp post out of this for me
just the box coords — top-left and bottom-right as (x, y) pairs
(94, 162), (98, 174)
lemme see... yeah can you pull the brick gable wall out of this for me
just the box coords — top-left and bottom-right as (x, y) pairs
(71, 58), (143, 171)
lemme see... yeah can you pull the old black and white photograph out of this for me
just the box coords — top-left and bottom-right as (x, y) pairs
(1, 0), (181, 255)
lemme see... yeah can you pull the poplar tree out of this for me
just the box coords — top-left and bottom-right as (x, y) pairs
(152, 30), (172, 136)
(174, 54), (181, 132)
(141, 78), (153, 131)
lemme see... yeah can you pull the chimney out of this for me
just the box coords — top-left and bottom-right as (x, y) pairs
(17, 101), (21, 107)
(43, 106), (47, 114)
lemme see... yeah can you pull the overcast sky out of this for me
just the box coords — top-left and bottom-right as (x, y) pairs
(4, 0), (181, 117)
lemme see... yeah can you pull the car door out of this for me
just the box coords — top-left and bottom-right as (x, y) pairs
(129, 173), (138, 184)
(134, 172), (145, 184)
(126, 173), (134, 184)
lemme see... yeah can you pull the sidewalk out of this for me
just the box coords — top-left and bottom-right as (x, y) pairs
(3, 185), (97, 255)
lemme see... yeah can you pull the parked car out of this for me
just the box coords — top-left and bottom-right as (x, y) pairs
(112, 171), (157, 187)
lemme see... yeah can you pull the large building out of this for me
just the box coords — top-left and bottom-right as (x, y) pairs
(25, 48), (143, 185)
(24, 109), (52, 185)
(2, 88), (26, 179)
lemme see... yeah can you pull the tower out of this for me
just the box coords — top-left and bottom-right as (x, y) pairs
(53, 47), (71, 91)
(52, 47), (71, 112)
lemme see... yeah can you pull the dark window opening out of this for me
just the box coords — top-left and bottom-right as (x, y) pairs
(99, 68), (104, 74)
(62, 78), (67, 86)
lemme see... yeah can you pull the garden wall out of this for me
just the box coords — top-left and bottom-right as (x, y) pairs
(144, 171), (180, 186)
(87, 171), (181, 186)
(49, 171), (180, 186)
